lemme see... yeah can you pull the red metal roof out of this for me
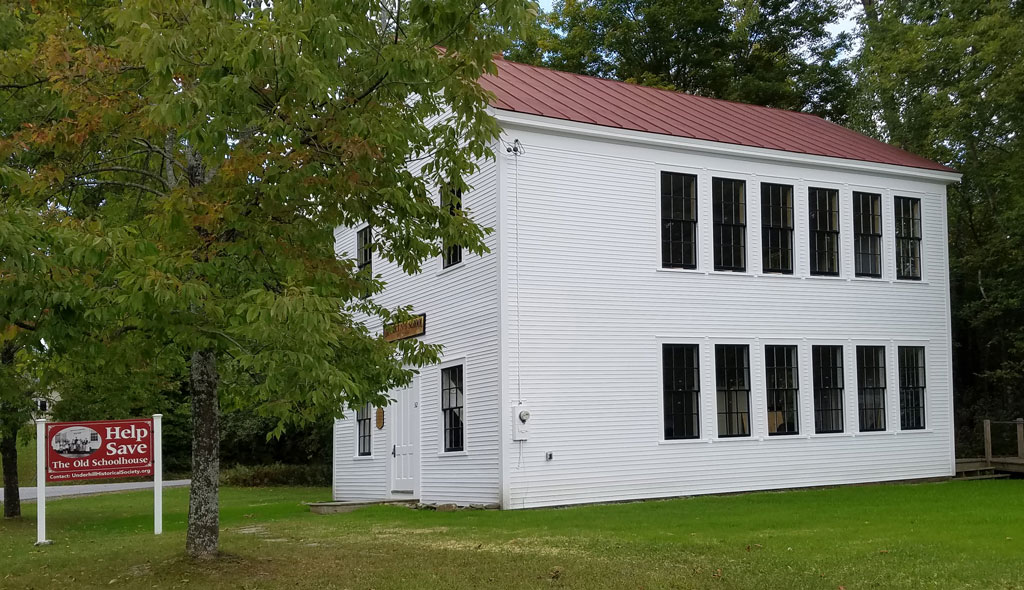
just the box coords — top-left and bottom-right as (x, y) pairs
(481, 59), (955, 173)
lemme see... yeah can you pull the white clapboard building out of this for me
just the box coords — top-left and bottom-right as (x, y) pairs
(332, 58), (960, 509)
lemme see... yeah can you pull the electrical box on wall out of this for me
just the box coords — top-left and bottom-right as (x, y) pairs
(512, 404), (530, 441)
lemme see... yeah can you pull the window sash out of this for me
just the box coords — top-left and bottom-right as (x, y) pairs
(761, 183), (794, 274)
(661, 172), (698, 269)
(812, 345), (845, 433)
(716, 344), (751, 437)
(441, 365), (464, 452)
(895, 196), (922, 280)
(853, 192), (882, 278)
(898, 346), (926, 430)
(663, 344), (700, 439)
(442, 188), (463, 268)
(712, 178), (747, 272)
(765, 345), (799, 435)
(809, 187), (841, 276)
(856, 346), (887, 432)
(356, 403), (372, 456)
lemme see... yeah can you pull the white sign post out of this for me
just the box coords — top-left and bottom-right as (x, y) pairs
(35, 419), (51, 546)
(153, 413), (162, 535)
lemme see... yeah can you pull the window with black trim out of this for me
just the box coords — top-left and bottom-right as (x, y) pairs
(441, 365), (464, 452)
(857, 346), (886, 432)
(898, 346), (926, 430)
(765, 345), (799, 435)
(442, 188), (463, 268)
(716, 344), (750, 437)
(663, 344), (700, 439)
(809, 187), (841, 276)
(895, 196), (922, 280)
(356, 226), (372, 298)
(713, 178), (746, 272)
(854, 192), (882, 277)
(812, 345), (844, 433)
(356, 403), (372, 456)
(761, 183), (794, 274)
(661, 172), (698, 269)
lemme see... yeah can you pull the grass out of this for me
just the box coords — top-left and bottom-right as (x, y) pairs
(1, 480), (1023, 589)
(0, 432), (36, 486)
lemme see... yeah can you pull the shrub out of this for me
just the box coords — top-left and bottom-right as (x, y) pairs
(219, 463), (331, 487)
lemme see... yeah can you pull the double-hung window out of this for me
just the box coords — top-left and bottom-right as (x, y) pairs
(809, 187), (841, 276)
(853, 192), (882, 277)
(356, 226), (372, 298)
(356, 403), (372, 456)
(663, 344), (700, 439)
(716, 344), (751, 437)
(441, 365), (464, 452)
(442, 188), (463, 268)
(894, 196), (922, 280)
(661, 172), (698, 269)
(712, 178), (746, 272)
(765, 345), (799, 435)
(856, 346), (887, 432)
(761, 183), (794, 274)
(812, 345), (844, 433)
(898, 346), (926, 430)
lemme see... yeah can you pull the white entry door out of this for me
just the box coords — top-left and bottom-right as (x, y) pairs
(390, 378), (419, 496)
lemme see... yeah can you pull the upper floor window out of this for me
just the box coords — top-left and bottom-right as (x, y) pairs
(853, 192), (882, 278)
(661, 172), (698, 269)
(761, 183), (794, 274)
(712, 178), (746, 272)
(663, 343), (700, 440)
(898, 346), (926, 430)
(356, 402), (372, 456)
(809, 187), (841, 276)
(856, 346), (887, 432)
(442, 188), (463, 268)
(441, 365), (464, 452)
(715, 344), (751, 437)
(356, 226), (372, 298)
(812, 345), (844, 434)
(765, 345), (799, 435)
(894, 196), (922, 280)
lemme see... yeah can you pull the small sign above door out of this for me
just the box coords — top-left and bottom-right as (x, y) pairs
(383, 314), (426, 342)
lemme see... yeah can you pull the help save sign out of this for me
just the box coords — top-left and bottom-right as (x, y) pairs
(46, 418), (154, 482)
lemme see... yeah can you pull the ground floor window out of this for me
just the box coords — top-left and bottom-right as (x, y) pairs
(898, 346), (926, 430)
(812, 345), (845, 433)
(441, 365), (464, 452)
(663, 343), (701, 439)
(716, 344), (751, 437)
(765, 345), (799, 435)
(356, 403), (372, 456)
(857, 346), (887, 432)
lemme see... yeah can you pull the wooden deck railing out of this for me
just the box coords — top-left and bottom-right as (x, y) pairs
(983, 418), (1024, 463)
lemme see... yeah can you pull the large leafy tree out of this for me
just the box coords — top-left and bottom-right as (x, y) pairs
(508, 0), (853, 120)
(1, 0), (530, 558)
(855, 0), (1024, 451)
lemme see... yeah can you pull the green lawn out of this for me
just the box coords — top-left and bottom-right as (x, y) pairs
(0, 432), (36, 486)
(1, 480), (1022, 589)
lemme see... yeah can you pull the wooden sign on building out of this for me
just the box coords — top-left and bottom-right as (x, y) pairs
(383, 314), (426, 342)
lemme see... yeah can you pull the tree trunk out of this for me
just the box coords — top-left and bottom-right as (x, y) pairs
(1, 426), (20, 519)
(1, 343), (20, 519)
(186, 349), (220, 559)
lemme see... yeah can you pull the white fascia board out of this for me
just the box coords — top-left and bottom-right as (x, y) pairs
(489, 109), (962, 184)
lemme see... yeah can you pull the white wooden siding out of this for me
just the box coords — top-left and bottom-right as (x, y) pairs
(333, 153), (502, 505)
(499, 124), (955, 509)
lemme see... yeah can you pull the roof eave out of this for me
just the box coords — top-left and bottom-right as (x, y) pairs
(490, 108), (962, 184)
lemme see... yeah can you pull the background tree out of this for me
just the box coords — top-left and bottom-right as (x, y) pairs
(855, 0), (1024, 453)
(511, 0), (853, 120)
(1, 0), (530, 559)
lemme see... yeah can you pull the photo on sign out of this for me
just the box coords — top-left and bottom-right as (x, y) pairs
(50, 426), (102, 458)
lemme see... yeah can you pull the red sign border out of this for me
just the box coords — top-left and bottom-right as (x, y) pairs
(45, 418), (155, 483)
